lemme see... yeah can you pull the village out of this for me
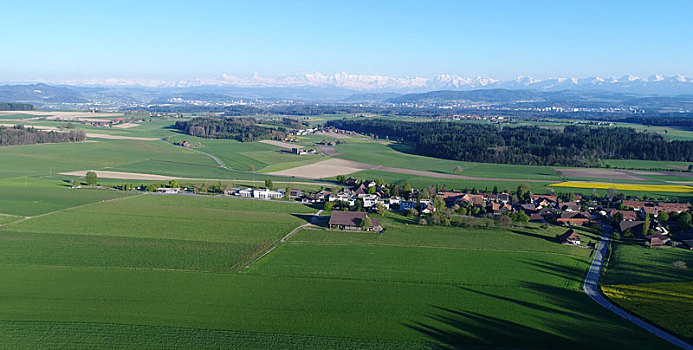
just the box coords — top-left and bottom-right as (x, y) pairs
(128, 175), (693, 251)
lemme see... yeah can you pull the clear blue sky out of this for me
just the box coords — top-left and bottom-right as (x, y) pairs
(1, 0), (692, 81)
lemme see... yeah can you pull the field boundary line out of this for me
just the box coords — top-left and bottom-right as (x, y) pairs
(584, 227), (693, 350)
(239, 210), (322, 272)
(0, 193), (143, 228)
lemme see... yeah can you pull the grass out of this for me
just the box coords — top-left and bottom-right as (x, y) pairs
(0, 177), (135, 216)
(602, 243), (693, 343)
(550, 181), (693, 193)
(334, 140), (563, 181)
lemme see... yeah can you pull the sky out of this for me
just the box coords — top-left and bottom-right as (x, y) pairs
(1, 0), (692, 82)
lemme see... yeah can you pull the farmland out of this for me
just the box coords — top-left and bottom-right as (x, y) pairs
(0, 192), (677, 349)
(602, 243), (693, 343)
(0, 112), (690, 348)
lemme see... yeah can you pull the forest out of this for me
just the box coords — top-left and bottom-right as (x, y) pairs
(0, 102), (34, 111)
(0, 125), (85, 146)
(174, 117), (287, 141)
(326, 118), (693, 166)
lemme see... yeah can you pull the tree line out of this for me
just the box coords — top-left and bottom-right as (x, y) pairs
(174, 117), (287, 142)
(0, 102), (34, 111)
(0, 125), (85, 146)
(326, 118), (693, 166)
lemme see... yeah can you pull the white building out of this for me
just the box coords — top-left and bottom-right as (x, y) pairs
(156, 187), (180, 194)
(253, 189), (284, 199)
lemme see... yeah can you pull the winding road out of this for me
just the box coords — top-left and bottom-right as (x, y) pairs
(585, 227), (693, 349)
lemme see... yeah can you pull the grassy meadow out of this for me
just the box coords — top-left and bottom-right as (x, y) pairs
(602, 243), (693, 343)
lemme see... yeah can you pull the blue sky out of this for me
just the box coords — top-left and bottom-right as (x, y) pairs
(1, 0), (692, 81)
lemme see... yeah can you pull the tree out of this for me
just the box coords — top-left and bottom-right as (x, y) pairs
(323, 201), (334, 210)
(264, 179), (274, 190)
(658, 211), (669, 222)
(433, 196), (446, 212)
(368, 186), (376, 194)
(71, 178), (80, 187)
(492, 185), (498, 195)
(352, 199), (364, 212)
(360, 216), (372, 229)
(516, 212), (530, 223)
(516, 183), (531, 203)
(676, 212), (692, 232)
(375, 178), (384, 188)
(85, 171), (98, 186)
(643, 213), (651, 236)
(336, 175), (346, 183)
(612, 231), (621, 240)
(496, 215), (513, 228)
(406, 208), (419, 217)
(623, 228), (634, 238)
(146, 184), (157, 192)
(375, 204), (386, 216)
(453, 165), (462, 174)
(611, 212), (624, 226)
(169, 180), (178, 188)
(402, 183), (412, 195)
(248, 164), (255, 172)
(418, 218), (428, 226)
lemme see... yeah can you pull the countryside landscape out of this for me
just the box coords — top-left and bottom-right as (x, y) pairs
(2, 1), (693, 349)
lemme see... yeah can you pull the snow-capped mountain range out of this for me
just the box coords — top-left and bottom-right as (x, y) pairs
(8, 73), (693, 96)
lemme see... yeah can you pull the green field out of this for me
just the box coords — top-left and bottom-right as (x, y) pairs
(602, 243), (693, 342)
(0, 183), (677, 349)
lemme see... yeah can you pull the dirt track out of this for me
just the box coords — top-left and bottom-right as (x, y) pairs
(85, 133), (159, 141)
(259, 140), (298, 149)
(269, 158), (551, 183)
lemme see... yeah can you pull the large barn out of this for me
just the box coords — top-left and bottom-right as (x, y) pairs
(328, 211), (382, 232)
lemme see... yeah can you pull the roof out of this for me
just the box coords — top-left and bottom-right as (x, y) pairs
(558, 229), (580, 243)
(646, 234), (671, 246)
(328, 211), (380, 228)
(619, 220), (644, 233)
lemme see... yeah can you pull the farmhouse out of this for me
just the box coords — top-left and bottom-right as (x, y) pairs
(558, 229), (581, 246)
(645, 234), (671, 248)
(328, 211), (382, 232)
(556, 211), (590, 226)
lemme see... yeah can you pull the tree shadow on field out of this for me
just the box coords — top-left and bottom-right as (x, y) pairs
(404, 305), (567, 349)
(405, 282), (674, 350)
(509, 228), (557, 243)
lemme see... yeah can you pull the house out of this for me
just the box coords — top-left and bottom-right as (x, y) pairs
(328, 211), (382, 232)
(237, 188), (253, 197)
(558, 229), (581, 246)
(529, 213), (543, 222)
(645, 234), (671, 247)
(345, 177), (359, 187)
(289, 189), (303, 198)
(560, 202), (580, 212)
(253, 189), (284, 199)
(619, 221), (645, 235)
(608, 209), (638, 221)
(556, 211), (590, 226)
(530, 194), (557, 206)
(155, 187), (180, 194)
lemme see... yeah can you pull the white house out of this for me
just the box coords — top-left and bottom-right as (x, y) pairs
(237, 188), (253, 197)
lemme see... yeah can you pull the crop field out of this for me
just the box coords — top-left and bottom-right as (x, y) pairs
(334, 140), (564, 181)
(0, 183), (676, 349)
(550, 181), (693, 193)
(602, 243), (693, 342)
(0, 177), (135, 216)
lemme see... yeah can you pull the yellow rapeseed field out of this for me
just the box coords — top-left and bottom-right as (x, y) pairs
(550, 181), (693, 193)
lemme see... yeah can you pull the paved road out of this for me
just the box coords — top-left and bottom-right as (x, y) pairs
(585, 227), (693, 350)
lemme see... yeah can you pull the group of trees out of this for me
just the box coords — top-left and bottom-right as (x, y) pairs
(0, 125), (85, 146)
(326, 119), (693, 166)
(0, 102), (34, 111)
(174, 117), (287, 142)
